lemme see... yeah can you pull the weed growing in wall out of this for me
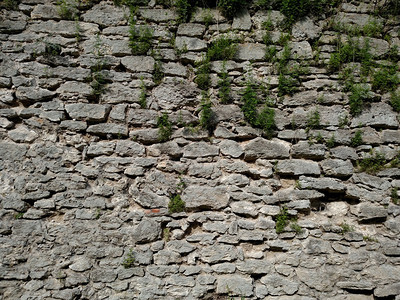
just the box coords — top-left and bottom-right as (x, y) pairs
(349, 84), (373, 116)
(153, 56), (164, 85)
(199, 92), (216, 134)
(306, 109), (321, 131)
(90, 35), (107, 101)
(340, 222), (354, 234)
(1, 0), (21, 10)
(350, 130), (363, 147)
(168, 177), (186, 213)
(357, 151), (386, 174)
(129, 22), (153, 55)
(157, 112), (172, 142)
(275, 206), (289, 233)
(195, 57), (211, 90)
(218, 62), (232, 104)
(390, 91), (400, 112)
(391, 187), (399, 205)
(139, 79), (147, 108)
(326, 134), (336, 148)
(207, 36), (238, 61)
(371, 66), (399, 93)
(57, 0), (79, 20)
(122, 249), (135, 268)
(241, 82), (276, 138)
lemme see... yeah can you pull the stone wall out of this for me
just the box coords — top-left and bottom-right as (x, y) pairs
(1, 0), (400, 299)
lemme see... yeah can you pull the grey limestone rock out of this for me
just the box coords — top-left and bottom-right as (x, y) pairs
(149, 83), (199, 110)
(175, 36), (207, 51)
(232, 9), (252, 31)
(115, 140), (145, 157)
(244, 137), (290, 161)
(216, 275), (253, 296)
(16, 86), (55, 103)
(182, 185), (229, 210)
(355, 203), (388, 222)
(8, 126), (38, 143)
(299, 176), (346, 192)
(276, 159), (320, 176)
(320, 159), (354, 177)
(183, 142), (219, 158)
(65, 103), (110, 122)
(236, 43), (267, 61)
(177, 23), (206, 37)
(219, 140), (243, 158)
(133, 218), (161, 243)
(121, 56), (155, 73)
(87, 123), (128, 137)
(200, 244), (238, 264)
(82, 3), (127, 26)
(351, 103), (398, 129)
(139, 8), (178, 22)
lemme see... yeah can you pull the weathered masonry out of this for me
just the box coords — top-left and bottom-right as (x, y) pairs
(0, 0), (399, 299)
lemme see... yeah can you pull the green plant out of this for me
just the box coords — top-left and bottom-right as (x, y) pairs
(363, 235), (378, 242)
(349, 84), (372, 116)
(363, 18), (383, 38)
(163, 228), (171, 241)
(175, 0), (193, 23)
(358, 151), (386, 174)
(95, 208), (101, 219)
(257, 105), (276, 139)
(241, 82), (259, 126)
(168, 194), (185, 213)
(218, 62), (232, 104)
(314, 132), (324, 143)
(114, 0), (149, 6)
(139, 79), (147, 108)
(326, 134), (336, 148)
(263, 17), (274, 31)
(295, 180), (302, 189)
(199, 92), (216, 134)
(338, 114), (349, 128)
(217, 0), (247, 19)
(157, 112), (172, 142)
(14, 212), (24, 219)
(195, 57), (211, 90)
(350, 130), (363, 147)
(306, 109), (321, 131)
(263, 31), (273, 46)
(207, 36), (238, 61)
(265, 46), (278, 62)
(278, 74), (298, 96)
(328, 37), (373, 75)
(275, 206), (289, 233)
(291, 222), (302, 234)
(338, 67), (355, 92)
(74, 18), (83, 42)
(90, 35), (107, 100)
(153, 57), (164, 85)
(57, 0), (78, 20)
(371, 66), (399, 93)
(202, 8), (214, 27)
(44, 42), (62, 56)
(390, 91), (400, 112)
(1, 0), (21, 10)
(122, 249), (135, 268)
(129, 22), (153, 55)
(391, 187), (399, 205)
(340, 222), (354, 234)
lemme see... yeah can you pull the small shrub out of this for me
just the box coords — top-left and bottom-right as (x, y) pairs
(371, 66), (399, 93)
(363, 235), (378, 242)
(338, 67), (355, 92)
(338, 113), (349, 128)
(195, 58), (211, 90)
(44, 42), (62, 56)
(340, 222), (354, 234)
(1, 0), (21, 10)
(390, 91), (400, 112)
(363, 18), (383, 38)
(168, 194), (185, 213)
(257, 105), (276, 139)
(129, 23), (153, 55)
(349, 84), (372, 116)
(241, 82), (259, 127)
(391, 187), (399, 205)
(277, 74), (298, 96)
(175, 0), (192, 23)
(114, 0), (149, 6)
(326, 134), (336, 148)
(139, 79), (147, 108)
(275, 206), (289, 233)
(306, 109), (321, 131)
(163, 228), (170, 241)
(350, 130), (363, 147)
(153, 57), (164, 85)
(291, 222), (302, 234)
(157, 112), (172, 142)
(90, 35), (107, 100)
(199, 92), (216, 134)
(358, 151), (386, 174)
(263, 31), (273, 46)
(217, 0), (247, 19)
(263, 18), (274, 31)
(57, 0), (78, 20)
(14, 212), (24, 219)
(265, 46), (278, 62)
(218, 62), (232, 104)
(207, 36), (238, 61)
(122, 249), (135, 268)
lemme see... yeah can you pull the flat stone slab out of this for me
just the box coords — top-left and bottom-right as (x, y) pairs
(276, 159), (320, 176)
(244, 137), (290, 160)
(216, 275), (253, 296)
(65, 103), (110, 122)
(182, 185), (229, 210)
(236, 43), (266, 61)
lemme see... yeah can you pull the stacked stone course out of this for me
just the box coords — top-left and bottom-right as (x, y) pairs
(0, 0), (400, 299)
